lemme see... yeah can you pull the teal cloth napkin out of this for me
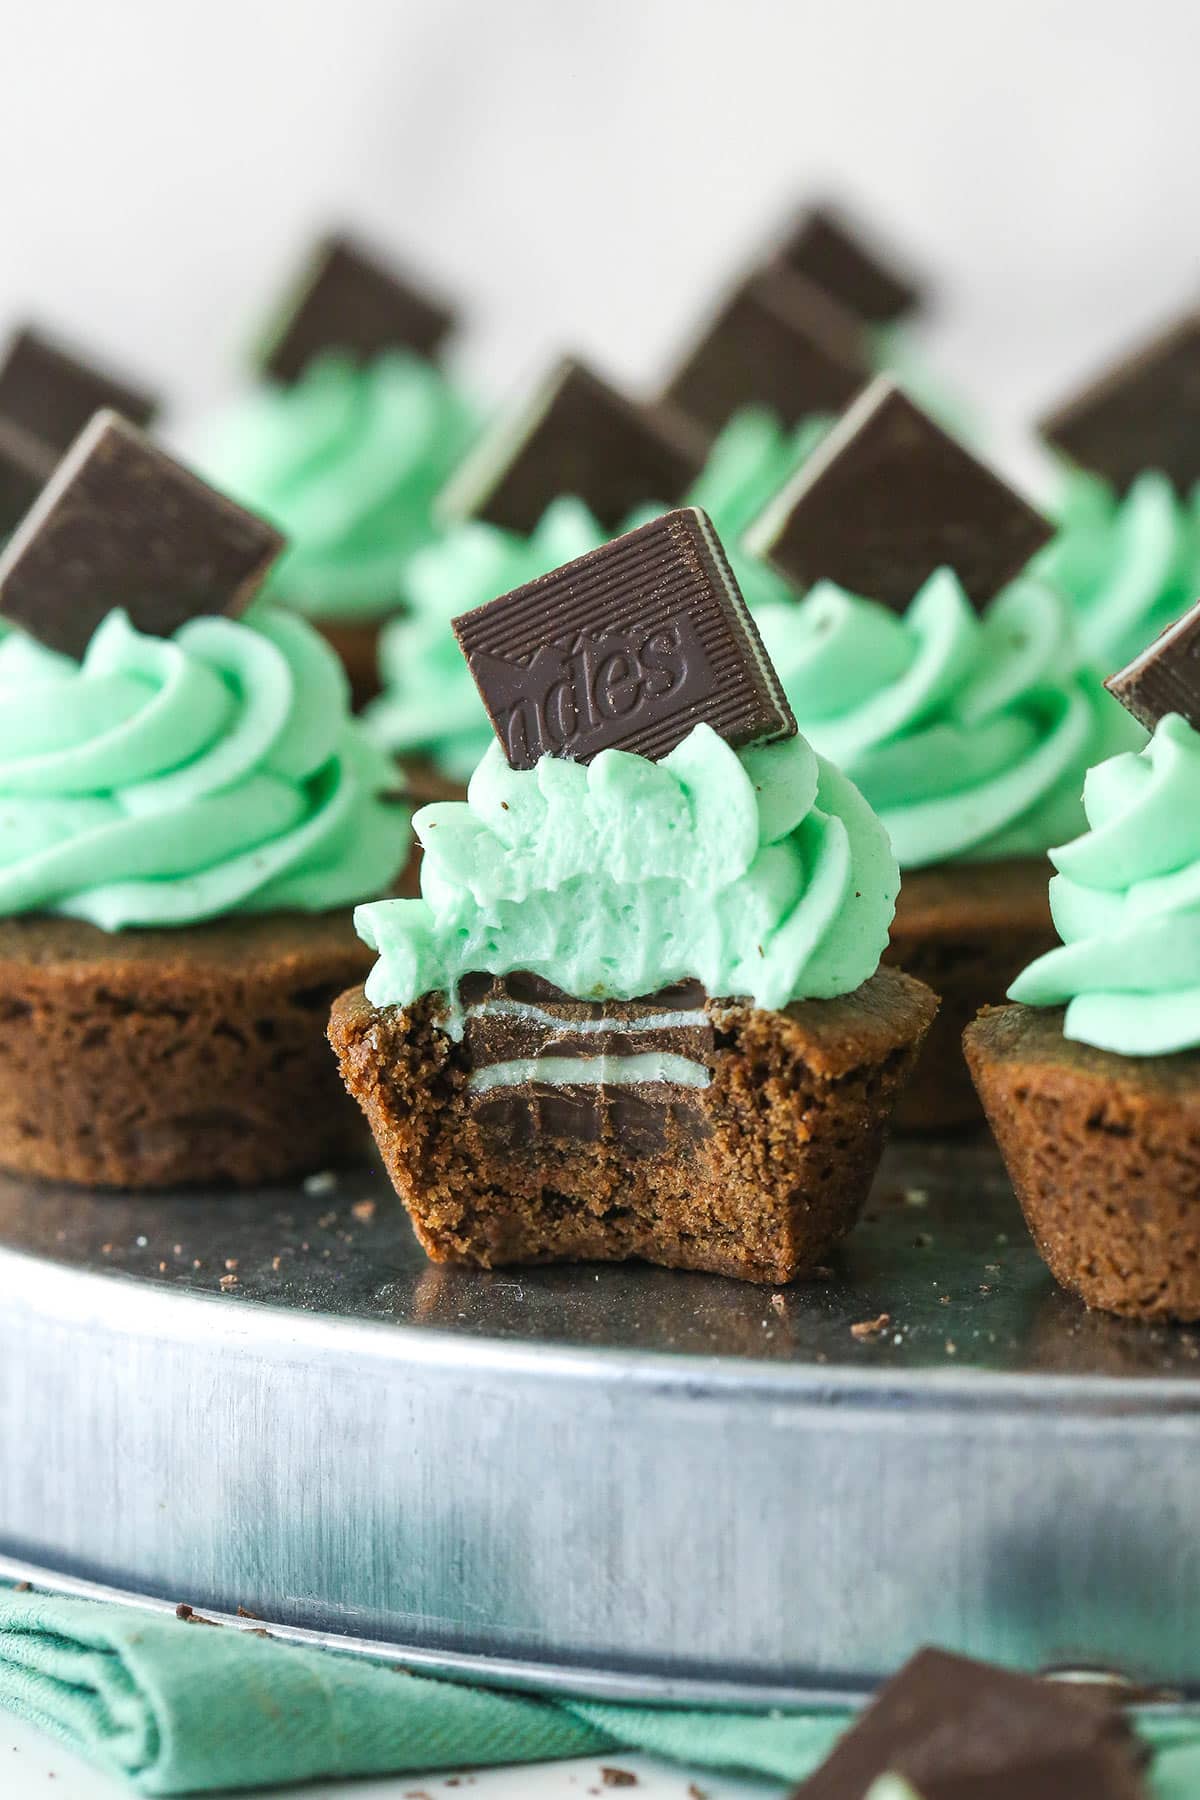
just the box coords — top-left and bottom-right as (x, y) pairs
(2, 1587), (1199, 1796)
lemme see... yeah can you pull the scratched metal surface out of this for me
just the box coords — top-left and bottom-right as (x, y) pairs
(2, 1139), (1198, 1702)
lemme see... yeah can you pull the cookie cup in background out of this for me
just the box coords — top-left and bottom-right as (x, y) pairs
(0, 606), (408, 1190)
(196, 351), (477, 709)
(966, 709), (1200, 1320)
(755, 571), (1134, 1130)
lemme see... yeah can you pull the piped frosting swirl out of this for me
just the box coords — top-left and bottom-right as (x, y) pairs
(1011, 711), (1200, 1054)
(356, 722), (897, 1020)
(0, 605), (408, 927)
(1033, 468), (1200, 674)
(197, 351), (477, 621)
(754, 569), (1137, 869)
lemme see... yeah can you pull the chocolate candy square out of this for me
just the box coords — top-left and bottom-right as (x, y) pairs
(260, 232), (456, 384)
(776, 202), (923, 325)
(0, 418), (57, 538)
(1105, 593), (1200, 731)
(453, 506), (795, 768)
(661, 266), (869, 438)
(1040, 307), (1200, 493)
(439, 356), (706, 535)
(0, 325), (160, 532)
(794, 1648), (1145, 1799)
(748, 377), (1052, 610)
(0, 411), (285, 658)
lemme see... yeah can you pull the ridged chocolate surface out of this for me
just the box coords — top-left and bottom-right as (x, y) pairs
(1040, 309), (1200, 494)
(754, 378), (1052, 611)
(262, 233), (455, 384)
(663, 266), (869, 438)
(0, 412), (285, 657)
(454, 506), (795, 766)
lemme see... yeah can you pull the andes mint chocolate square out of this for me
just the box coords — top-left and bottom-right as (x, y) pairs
(439, 356), (705, 534)
(662, 266), (870, 438)
(260, 232), (456, 384)
(0, 411), (285, 658)
(748, 377), (1052, 610)
(776, 203), (923, 325)
(1105, 593), (1200, 731)
(0, 326), (160, 532)
(453, 505), (795, 768)
(0, 417), (57, 537)
(794, 1647), (1143, 1799)
(1040, 308), (1200, 493)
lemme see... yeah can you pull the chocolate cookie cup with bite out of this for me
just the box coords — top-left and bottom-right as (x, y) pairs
(195, 233), (477, 707)
(747, 377), (1134, 1130)
(0, 411), (409, 1189)
(967, 604), (1200, 1320)
(330, 508), (936, 1281)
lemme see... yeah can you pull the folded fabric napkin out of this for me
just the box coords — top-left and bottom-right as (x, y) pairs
(1, 1585), (1198, 1796)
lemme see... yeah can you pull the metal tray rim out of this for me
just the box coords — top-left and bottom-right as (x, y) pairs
(8, 1235), (1200, 1416)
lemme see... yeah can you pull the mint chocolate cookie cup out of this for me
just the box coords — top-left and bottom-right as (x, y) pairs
(966, 1004), (1200, 1321)
(0, 914), (373, 1190)
(964, 690), (1200, 1321)
(330, 967), (935, 1281)
(0, 417), (410, 1189)
(341, 508), (933, 1274)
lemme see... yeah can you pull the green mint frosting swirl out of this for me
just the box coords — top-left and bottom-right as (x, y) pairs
(356, 723), (897, 1019)
(198, 351), (477, 622)
(366, 410), (821, 777)
(1033, 468), (1200, 673)
(753, 570), (1137, 870)
(1010, 713), (1200, 1054)
(0, 606), (408, 929)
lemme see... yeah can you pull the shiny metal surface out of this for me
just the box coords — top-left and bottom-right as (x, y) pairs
(2, 1140), (1200, 1703)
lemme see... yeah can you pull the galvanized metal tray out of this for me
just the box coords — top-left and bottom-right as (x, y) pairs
(2, 1139), (1199, 1707)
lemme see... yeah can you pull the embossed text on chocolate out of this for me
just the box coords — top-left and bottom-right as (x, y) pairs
(454, 508), (795, 769)
(477, 616), (710, 765)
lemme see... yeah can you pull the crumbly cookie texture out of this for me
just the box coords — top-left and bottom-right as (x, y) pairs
(0, 913), (375, 1189)
(329, 965), (936, 1283)
(966, 1002), (1200, 1320)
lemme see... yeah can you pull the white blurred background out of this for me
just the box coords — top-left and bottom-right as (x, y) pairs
(1, 0), (1194, 481)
